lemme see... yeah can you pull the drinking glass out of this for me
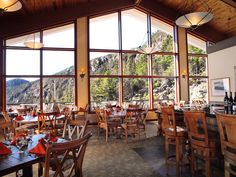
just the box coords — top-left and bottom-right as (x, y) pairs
(16, 137), (25, 154)
(27, 129), (34, 142)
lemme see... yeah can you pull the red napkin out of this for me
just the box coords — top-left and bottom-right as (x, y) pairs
(79, 107), (85, 112)
(56, 113), (61, 117)
(31, 112), (37, 117)
(44, 133), (58, 142)
(106, 111), (112, 116)
(15, 115), (24, 121)
(11, 133), (26, 146)
(0, 142), (12, 155)
(29, 138), (47, 156)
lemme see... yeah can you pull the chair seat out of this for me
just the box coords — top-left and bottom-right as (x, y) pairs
(164, 126), (187, 137)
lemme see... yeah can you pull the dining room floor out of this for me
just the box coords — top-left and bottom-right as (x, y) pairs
(5, 121), (224, 177)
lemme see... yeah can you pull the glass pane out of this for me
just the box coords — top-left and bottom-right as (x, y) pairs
(43, 51), (74, 75)
(90, 78), (119, 108)
(6, 77), (40, 108)
(152, 55), (175, 76)
(189, 78), (208, 103)
(153, 78), (176, 100)
(123, 53), (147, 75)
(90, 13), (119, 50)
(43, 78), (75, 111)
(6, 49), (40, 75)
(187, 34), (206, 54)
(90, 52), (119, 75)
(43, 24), (74, 48)
(188, 56), (207, 76)
(122, 9), (147, 50)
(123, 78), (149, 107)
(151, 17), (174, 52)
(6, 33), (40, 47)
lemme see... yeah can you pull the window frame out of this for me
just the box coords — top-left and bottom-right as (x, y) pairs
(4, 22), (77, 111)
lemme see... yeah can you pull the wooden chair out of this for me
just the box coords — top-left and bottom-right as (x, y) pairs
(162, 106), (187, 177)
(37, 111), (58, 134)
(184, 110), (220, 177)
(44, 132), (92, 177)
(121, 108), (144, 142)
(62, 118), (88, 140)
(95, 108), (118, 142)
(0, 112), (14, 141)
(216, 113), (236, 177)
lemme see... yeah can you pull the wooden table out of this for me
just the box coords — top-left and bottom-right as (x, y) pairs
(0, 134), (65, 177)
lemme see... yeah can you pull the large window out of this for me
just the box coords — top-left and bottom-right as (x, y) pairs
(187, 34), (208, 103)
(89, 9), (178, 109)
(5, 23), (76, 111)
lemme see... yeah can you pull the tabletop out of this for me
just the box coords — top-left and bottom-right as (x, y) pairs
(15, 114), (65, 124)
(0, 134), (65, 176)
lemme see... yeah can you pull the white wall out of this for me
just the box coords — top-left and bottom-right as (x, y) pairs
(208, 45), (236, 101)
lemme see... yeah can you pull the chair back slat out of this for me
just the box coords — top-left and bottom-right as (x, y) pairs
(161, 106), (177, 136)
(183, 111), (209, 147)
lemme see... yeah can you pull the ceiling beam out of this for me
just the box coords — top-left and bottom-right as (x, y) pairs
(221, 0), (236, 8)
(0, 0), (134, 38)
(138, 0), (228, 43)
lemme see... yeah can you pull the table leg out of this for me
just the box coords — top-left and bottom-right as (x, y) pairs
(16, 166), (33, 177)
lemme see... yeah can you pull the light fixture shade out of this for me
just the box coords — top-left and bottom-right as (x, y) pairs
(24, 41), (44, 49)
(138, 46), (157, 55)
(0, 0), (22, 12)
(176, 12), (213, 29)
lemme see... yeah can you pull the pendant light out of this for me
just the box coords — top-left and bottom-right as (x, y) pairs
(0, 0), (22, 14)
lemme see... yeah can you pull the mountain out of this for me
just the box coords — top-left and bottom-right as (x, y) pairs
(7, 66), (74, 104)
(6, 79), (29, 87)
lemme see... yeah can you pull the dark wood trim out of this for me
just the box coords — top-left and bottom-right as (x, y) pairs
(185, 29), (190, 101)
(221, 0), (236, 8)
(0, 38), (3, 110)
(174, 26), (180, 103)
(87, 17), (91, 110)
(188, 53), (208, 57)
(74, 20), (78, 106)
(90, 75), (178, 79)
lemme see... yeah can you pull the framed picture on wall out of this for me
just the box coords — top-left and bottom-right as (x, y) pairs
(211, 77), (230, 96)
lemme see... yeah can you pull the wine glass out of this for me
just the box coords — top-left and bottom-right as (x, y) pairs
(5, 131), (14, 143)
(16, 137), (25, 154)
(27, 129), (34, 142)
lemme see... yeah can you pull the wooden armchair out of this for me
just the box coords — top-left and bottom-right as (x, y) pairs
(216, 113), (236, 177)
(43, 132), (92, 177)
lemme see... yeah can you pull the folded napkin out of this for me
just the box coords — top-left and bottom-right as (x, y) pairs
(11, 133), (26, 146)
(106, 111), (112, 116)
(78, 107), (85, 112)
(31, 112), (37, 117)
(15, 115), (24, 121)
(0, 142), (12, 155)
(56, 113), (61, 117)
(44, 133), (58, 143)
(29, 138), (47, 156)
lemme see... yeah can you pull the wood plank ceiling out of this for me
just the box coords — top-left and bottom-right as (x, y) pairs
(0, 0), (235, 42)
